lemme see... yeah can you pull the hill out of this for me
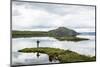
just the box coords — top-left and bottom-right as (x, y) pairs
(48, 27), (78, 37)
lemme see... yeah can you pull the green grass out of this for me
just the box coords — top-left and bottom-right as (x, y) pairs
(18, 47), (95, 63)
(12, 31), (48, 37)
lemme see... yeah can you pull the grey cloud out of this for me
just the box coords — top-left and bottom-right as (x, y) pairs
(13, 1), (75, 16)
(12, 0), (95, 31)
(13, 1), (95, 16)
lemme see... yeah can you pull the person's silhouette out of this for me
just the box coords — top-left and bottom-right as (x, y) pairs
(37, 40), (40, 48)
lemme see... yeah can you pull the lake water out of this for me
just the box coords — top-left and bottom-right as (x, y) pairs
(12, 33), (95, 65)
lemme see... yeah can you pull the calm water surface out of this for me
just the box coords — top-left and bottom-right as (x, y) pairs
(12, 34), (95, 65)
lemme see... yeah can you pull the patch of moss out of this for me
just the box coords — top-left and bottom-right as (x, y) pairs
(18, 47), (95, 63)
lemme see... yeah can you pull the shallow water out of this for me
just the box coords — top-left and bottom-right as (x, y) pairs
(12, 34), (95, 65)
(12, 52), (59, 65)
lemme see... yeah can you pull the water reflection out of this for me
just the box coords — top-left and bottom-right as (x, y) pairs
(35, 40), (59, 62)
(12, 52), (59, 65)
(35, 52), (59, 63)
(12, 35), (95, 65)
(36, 52), (40, 58)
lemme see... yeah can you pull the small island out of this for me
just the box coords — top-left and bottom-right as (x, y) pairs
(18, 47), (96, 63)
(12, 27), (89, 41)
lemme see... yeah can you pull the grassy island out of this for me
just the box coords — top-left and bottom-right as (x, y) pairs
(18, 47), (95, 63)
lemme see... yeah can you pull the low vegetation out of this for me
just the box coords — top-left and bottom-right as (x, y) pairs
(18, 47), (95, 63)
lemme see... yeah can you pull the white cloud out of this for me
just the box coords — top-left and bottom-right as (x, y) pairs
(12, 1), (95, 32)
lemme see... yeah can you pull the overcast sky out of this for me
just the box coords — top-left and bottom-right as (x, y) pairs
(12, 0), (95, 32)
